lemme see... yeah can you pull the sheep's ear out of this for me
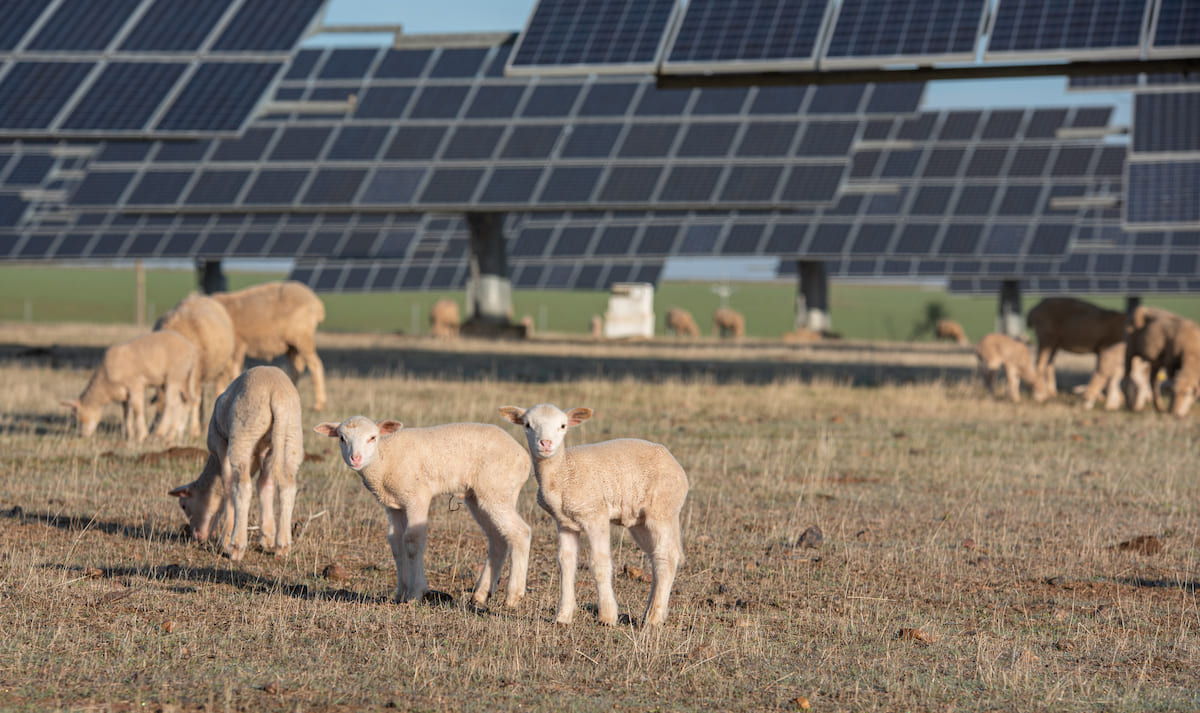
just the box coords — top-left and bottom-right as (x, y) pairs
(566, 407), (593, 426)
(313, 423), (340, 437)
(168, 485), (192, 498)
(498, 406), (525, 424)
(377, 420), (403, 435)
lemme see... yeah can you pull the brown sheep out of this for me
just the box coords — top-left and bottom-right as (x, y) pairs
(935, 319), (969, 346)
(155, 293), (235, 436)
(974, 333), (1045, 403)
(430, 299), (461, 339)
(212, 281), (326, 411)
(665, 307), (700, 338)
(1126, 306), (1200, 417)
(1025, 297), (1125, 401)
(713, 307), (745, 339)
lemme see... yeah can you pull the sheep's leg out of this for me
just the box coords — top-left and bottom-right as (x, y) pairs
(554, 526), (580, 624)
(466, 496), (531, 607)
(581, 520), (618, 625)
(386, 508), (410, 602)
(401, 499), (431, 602)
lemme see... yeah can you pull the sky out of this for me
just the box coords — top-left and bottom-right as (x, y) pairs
(310, 1), (1134, 283)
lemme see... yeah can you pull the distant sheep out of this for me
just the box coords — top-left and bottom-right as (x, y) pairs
(666, 308), (700, 338)
(1026, 297), (1125, 401)
(974, 333), (1045, 403)
(430, 299), (461, 339)
(212, 281), (326, 410)
(1126, 306), (1200, 417)
(713, 307), (745, 339)
(314, 416), (532, 607)
(935, 319), (969, 346)
(154, 293), (235, 435)
(62, 330), (197, 442)
(499, 404), (688, 626)
(169, 366), (303, 562)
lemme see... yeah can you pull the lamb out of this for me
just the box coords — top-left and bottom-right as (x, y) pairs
(313, 416), (532, 607)
(168, 366), (303, 561)
(974, 333), (1045, 403)
(665, 307), (700, 338)
(1025, 297), (1126, 400)
(62, 330), (197, 442)
(713, 307), (745, 339)
(1126, 306), (1200, 417)
(499, 404), (689, 626)
(935, 319), (969, 346)
(154, 293), (235, 436)
(430, 299), (461, 339)
(212, 280), (327, 410)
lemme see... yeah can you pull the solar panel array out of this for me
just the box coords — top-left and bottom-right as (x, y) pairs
(0, 0), (328, 138)
(507, 0), (679, 76)
(47, 44), (931, 214)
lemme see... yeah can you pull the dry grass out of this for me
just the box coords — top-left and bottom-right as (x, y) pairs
(1, 323), (1198, 712)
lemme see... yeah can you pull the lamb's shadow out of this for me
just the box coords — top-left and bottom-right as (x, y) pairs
(4, 506), (191, 545)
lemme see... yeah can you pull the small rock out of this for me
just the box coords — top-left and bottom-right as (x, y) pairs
(1116, 535), (1162, 555)
(322, 563), (349, 582)
(796, 526), (824, 550)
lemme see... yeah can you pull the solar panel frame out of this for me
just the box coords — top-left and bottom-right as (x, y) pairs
(819, 0), (989, 69)
(984, 0), (1153, 62)
(506, 0), (682, 77)
(660, 0), (838, 75)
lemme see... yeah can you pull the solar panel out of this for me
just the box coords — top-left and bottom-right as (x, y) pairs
(1132, 91), (1200, 154)
(1148, 0), (1200, 57)
(821, 0), (988, 68)
(507, 0), (680, 76)
(986, 0), (1151, 60)
(1125, 160), (1200, 229)
(660, 0), (836, 74)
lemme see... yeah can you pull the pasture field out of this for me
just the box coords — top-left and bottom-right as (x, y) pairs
(0, 323), (1198, 712)
(9, 263), (1200, 342)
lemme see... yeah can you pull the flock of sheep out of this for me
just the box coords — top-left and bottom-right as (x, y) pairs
(59, 285), (1194, 627)
(63, 281), (690, 626)
(968, 296), (1200, 416)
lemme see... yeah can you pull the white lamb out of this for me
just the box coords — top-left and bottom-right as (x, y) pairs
(169, 366), (303, 562)
(313, 416), (532, 607)
(62, 330), (197, 442)
(499, 404), (689, 626)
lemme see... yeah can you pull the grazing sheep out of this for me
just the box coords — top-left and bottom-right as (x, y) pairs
(154, 293), (235, 436)
(499, 404), (688, 626)
(62, 330), (197, 442)
(713, 307), (745, 339)
(935, 319), (969, 346)
(168, 366), (303, 561)
(974, 333), (1045, 403)
(1025, 297), (1125, 401)
(665, 308), (700, 338)
(430, 299), (461, 339)
(313, 416), (532, 607)
(1126, 306), (1200, 417)
(212, 281), (326, 411)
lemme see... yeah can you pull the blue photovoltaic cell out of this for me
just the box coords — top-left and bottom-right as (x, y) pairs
(26, 0), (142, 51)
(823, 0), (987, 66)
(0, 0), (48, 50)
(61, 62), (187, 131)
(663, 0), (834, 71)
(509, 0), (678, 73)
(987, 0), (1150, 57)
(0, 62), (94, 129)
(1151, 0), (1200, 54)
(120, 0), (234, 51)
(212, 0), (326, 51)
(1132, 92), (1200, 153)
(1126, 161), (1200, 228)
(156, 62), (283, 132)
